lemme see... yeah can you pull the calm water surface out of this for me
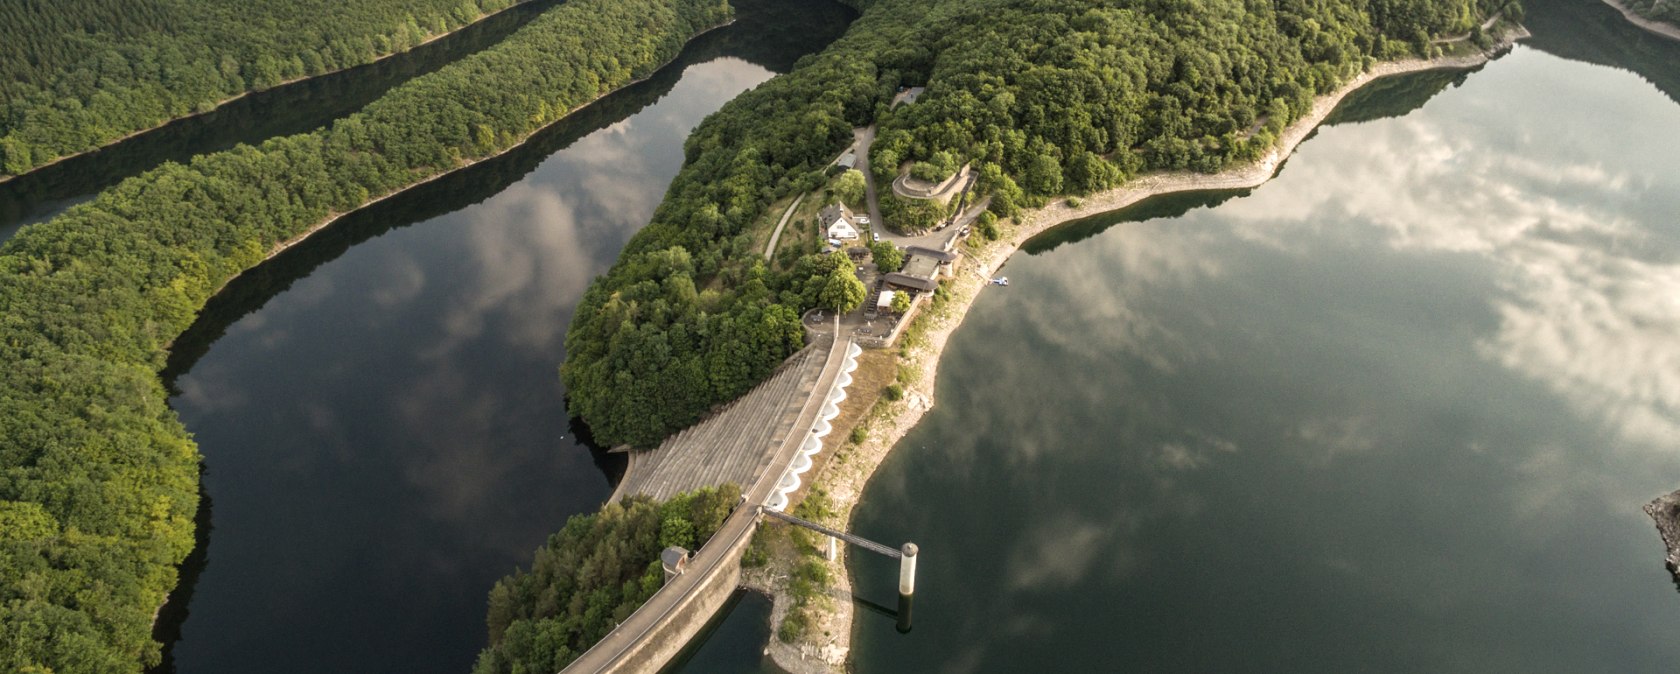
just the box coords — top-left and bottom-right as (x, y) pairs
(157, 2), (854, 672)
(846, 43), (1680, 674)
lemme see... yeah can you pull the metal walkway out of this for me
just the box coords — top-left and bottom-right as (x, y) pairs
(761, 507), (901, 559)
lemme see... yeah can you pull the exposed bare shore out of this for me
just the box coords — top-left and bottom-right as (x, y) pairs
(1602, 0), (1680, 42)
(769, 29), (1529, 674)
(1644, 489), (1680, 585)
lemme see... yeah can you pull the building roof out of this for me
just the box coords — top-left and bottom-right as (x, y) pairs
(883, 273), (938, 292)
(818, 204), (848, 227)
(905, 245), (957, 262)
(902, 255), (940, 280)
(876, 290), (897, 309)
(838, 151), (857, 169)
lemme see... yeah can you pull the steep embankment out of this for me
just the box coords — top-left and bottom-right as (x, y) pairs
(0, 1), (730, 671)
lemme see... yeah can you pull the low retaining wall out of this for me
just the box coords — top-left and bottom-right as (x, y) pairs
(561, 503), (763, 674)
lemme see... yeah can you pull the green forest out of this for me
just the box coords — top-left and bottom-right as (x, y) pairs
(561, 0), (1514, 450)
(0, 0), (523, 178)
(1623, 0), (1680, 24)
(472, 485), (739, 673)
(0, 0), (730, 671)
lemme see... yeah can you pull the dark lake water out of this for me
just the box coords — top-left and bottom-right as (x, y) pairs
(848, 35), (1680, 674)
(0, 0), (569, 243)
(155, 2), (854, 672)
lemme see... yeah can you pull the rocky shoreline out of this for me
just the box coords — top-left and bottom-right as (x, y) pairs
(758, 26), (1529, 674)
(1644, 490), (1680, 585)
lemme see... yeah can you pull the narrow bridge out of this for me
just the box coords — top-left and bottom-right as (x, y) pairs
(761, 507), (900, 559)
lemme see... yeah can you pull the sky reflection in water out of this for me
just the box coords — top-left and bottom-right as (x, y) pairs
(850, 46), (1680, 673)
(166, 58), (776, 674)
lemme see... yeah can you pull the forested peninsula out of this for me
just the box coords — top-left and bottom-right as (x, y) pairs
(0, 0), (529, 180)
(561, 0), (1520, 450)
(1621, 0), (1680, 25)
(0, 0), (731, 670)
(1605, 0), (1680, 39)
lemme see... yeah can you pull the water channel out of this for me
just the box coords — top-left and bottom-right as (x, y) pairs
(155, 2), (854, 672)
(841, 14), (1680, 674)
(0, 0), (568, 243)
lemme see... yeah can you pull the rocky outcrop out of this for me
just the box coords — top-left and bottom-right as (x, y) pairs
(1643, 489), (1680, 586)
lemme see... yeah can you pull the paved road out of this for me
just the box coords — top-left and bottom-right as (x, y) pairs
(852, 125), (958, 251)
(564, 334), (853, 673)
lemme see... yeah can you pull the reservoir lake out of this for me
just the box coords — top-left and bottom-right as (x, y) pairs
(155, 2), (854, 672)
(845, 29), (1680, 674)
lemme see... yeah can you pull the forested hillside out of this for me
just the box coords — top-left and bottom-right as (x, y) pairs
(561, 0), (1515, 449)
(472, 485), (739, 674)
(0, 0), (730, 670)
(0, 0), (523, 178)
(1623, 0), (1680, 25)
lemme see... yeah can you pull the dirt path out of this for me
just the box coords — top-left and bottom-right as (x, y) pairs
(764, 192), (807, 260)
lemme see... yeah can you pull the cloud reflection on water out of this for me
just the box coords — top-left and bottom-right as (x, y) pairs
(854, 47), (1680, 672)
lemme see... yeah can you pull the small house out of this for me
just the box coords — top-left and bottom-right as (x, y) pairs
(820, 203), (859, 240)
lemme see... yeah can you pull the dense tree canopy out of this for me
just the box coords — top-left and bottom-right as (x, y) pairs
(0, 0), (526, 178)
(563, 0), (1512, 449)
(870, 240), (903, 273)
(1623, 0), (1680, 25)
(0, 1), (730, 670)
(831, 169), (866, 205)
(472, 485), (739, 674)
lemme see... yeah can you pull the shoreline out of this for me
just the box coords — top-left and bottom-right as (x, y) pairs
(150, 18), (736, 633)
(765, 27), (1529, 674)
(0, 0), (538, 186)
(175, 19), (735, 332)
(1643, 489), (1680, 586)
(1601, 0), (1680, 41)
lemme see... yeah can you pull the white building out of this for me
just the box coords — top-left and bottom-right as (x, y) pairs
(820, 203), (859, 240)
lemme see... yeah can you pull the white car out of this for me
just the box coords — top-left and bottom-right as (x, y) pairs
(855, 216), (871, 225)
(872, 232), (880, 241)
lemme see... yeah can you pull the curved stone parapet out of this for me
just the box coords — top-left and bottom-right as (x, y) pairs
(765, 339), (858, 512)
